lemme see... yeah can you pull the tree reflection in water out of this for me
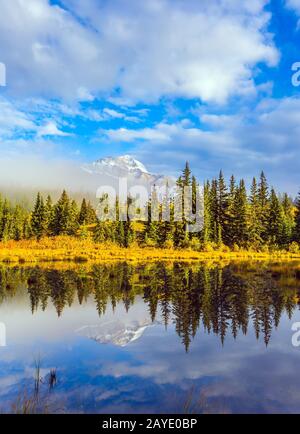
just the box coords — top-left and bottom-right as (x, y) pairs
(0, 261), (299, 352)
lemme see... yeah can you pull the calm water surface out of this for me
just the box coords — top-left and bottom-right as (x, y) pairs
(0, 261), (300, 414)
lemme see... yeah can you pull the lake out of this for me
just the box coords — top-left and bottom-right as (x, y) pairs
(0, 261), (300, 414)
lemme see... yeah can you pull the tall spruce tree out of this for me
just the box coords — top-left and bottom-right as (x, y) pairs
(0, 199), (13, 241)
(50, 190), (72, 236)
(120, 196), (135, 248)
(268, 188), (284, 246)
(13, 205), (27, 241)
(144, 186), (160, 246)
(249, 177), (262, 247)
(217, 171), (229, 245)
(294, 191), (300, 243)
(232, 180), (248, 247)
(157, 182), (172, 247)
(281, 193), (294, 246)
(258, 171), (269, 242)
(78, 199), (96, 225)
(209, 179), (220, 244)
(31, 193), (47, 240)
(227, 175), (237, 245)
(202, 181), (212, 244)
(68, 200), (80, 235)
(173, 172), (186, 247)
(183, 162), (192, 187)
(78, 198), (88, 225)
(44, 195), (54, 235)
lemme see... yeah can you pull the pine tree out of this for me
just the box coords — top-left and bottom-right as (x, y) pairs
(68, 200), (80, 235)
(78, 198), (88, 225)
(157, 182), (172, 247)
(248, 177), (262, 247)
(227, 175), (237, 245)
(203, 181), (212, 244)
(192, 176), (197, 215)
(144, 187), (160, 246)
(294, 191), (300, 243)
(12, 205), (27, 241)
(23, 215), (32, 240)
(86, 201), (97, 224)
(44, 195), (54, 235)
(173, 173), (186, 247)
(281, 193), (294, 246)
(258, 171), (269, 242)
(183, 162), (192, 187)
(94, 221), (106, 243)
(209, 179), (220, 244)
(217, 171), (228, 245)
(258, 171), (269, 207)
(268, 188), (284, 246)
(31, 193), (46, 240)
(232, 180), (248, 246)
(189, 175), (200, 241)
(0, 199), (13, 241)
(116, 221), (125, 246)
(50, 190), (71, 236)
(78, 199), (96, 225)
(119, 196), (135, 248)
(123, 220), (134, 248)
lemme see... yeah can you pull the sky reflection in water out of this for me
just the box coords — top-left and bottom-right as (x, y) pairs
(0, 261), (300, 414)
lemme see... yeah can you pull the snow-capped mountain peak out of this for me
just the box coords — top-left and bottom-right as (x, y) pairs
(76, 320), (157, 347)
(92, 155), (150, 176)
(82, 154), (176, 196)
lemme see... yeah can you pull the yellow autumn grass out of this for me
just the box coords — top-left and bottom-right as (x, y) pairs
(0, 236), (299, 264)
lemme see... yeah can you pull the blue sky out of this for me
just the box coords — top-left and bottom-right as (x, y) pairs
(0, 0), (300, 193)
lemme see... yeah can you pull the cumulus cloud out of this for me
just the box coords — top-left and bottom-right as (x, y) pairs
(98, 96), (300, 194)
(285, 0), (300, 29)
(100, 124), (173, 143)
(0, 0), (297, 195)
(285, 0), (300, 15)
(0, 97), (71, 139)
(102, 108), (140, 123)
(0, 0), (278, 103)
(0, 98), (36, 137)
(37, 120), (72, 137)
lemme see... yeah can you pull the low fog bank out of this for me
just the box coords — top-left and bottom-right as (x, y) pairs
(0, 156), (104, 205)
(0, 156), (160, 207)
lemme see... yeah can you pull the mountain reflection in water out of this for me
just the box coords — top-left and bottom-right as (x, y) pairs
(0, 261), (300, 414)
(0, 261), (297, 349)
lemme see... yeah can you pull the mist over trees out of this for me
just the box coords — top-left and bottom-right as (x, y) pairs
(0, 163), (299, 252)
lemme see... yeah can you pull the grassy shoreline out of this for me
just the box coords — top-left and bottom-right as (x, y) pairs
(0, 236), (299, 264)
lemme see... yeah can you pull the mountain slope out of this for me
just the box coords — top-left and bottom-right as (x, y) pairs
(82, 155), (175, 191)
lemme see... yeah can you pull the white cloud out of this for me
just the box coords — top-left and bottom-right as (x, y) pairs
(0, 97), (71, 139)
(100, 124), (173, 143)
(37, 120), (72, 137)
(285, 0), (300, 28)
(0, 98), (36, 137)
(285, 0), (300, 15)
(77, 87), (95, 102)
(99, 96), (300, 194)
(102, 108), (140, 123)
(0, 0), (278, 103)
(103, 108), (124, 119)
